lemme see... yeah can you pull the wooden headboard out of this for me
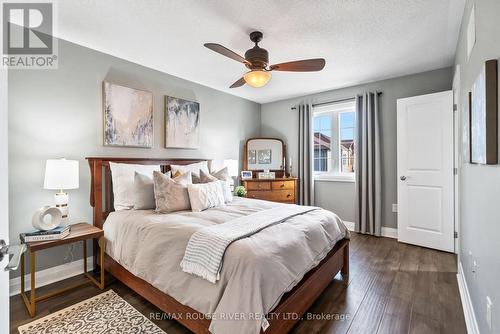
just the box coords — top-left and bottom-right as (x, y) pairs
(86, 157), (207, 229)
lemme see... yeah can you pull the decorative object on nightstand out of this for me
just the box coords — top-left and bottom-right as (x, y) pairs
(44, 158), (79, 223)
(31, 205), (62, 231)
(19, 223), (105, 317)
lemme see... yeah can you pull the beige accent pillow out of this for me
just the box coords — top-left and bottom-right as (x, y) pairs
(199, 169), (218, 183)
(200, 168), (233, 203)
(187, 181), (225, 212)
(153, 171), (192, 213)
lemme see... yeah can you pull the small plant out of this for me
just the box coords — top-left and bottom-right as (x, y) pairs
(234, 185), (247, 197)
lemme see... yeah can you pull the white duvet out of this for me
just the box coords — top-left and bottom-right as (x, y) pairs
(104, 197), (348, 334)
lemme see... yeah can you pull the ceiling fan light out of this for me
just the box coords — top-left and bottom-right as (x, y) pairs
(243, 70), (271, 88)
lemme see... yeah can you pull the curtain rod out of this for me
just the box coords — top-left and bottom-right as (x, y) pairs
(290, 91), (382, 110)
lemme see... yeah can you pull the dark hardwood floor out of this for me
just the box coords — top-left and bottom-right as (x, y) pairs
(10, 233), (466, 334)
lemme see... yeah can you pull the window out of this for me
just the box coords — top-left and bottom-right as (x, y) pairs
(313, 100), (356, 181)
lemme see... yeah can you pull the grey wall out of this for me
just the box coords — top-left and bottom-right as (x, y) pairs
(455, 1), (500, 333)
(261, 68), (453, 227)
(8, 38), (260, 278)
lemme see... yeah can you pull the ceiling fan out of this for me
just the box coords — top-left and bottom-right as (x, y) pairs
(204, 31), (326, 88)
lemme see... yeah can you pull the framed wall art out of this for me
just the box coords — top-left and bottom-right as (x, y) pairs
(165, 96), (200, 149)
(103, 82), (154, 148)
(470, 59), (498, 164)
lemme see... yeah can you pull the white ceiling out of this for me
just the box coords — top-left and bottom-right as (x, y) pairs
(54, 0), (465, 104)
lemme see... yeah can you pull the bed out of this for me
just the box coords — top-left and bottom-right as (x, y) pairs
(87, 157), (350, 334)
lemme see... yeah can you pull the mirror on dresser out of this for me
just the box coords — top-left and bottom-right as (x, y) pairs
(242, 137), (298, 204)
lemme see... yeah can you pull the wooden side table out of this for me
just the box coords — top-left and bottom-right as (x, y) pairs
(20, 223), (105, 317)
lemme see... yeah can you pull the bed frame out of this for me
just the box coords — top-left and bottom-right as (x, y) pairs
(87, 157), (349, 334)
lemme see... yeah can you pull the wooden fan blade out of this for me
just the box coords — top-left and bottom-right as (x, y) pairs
(230, 77), (246, 88)
(269, 58), (325, 72)
(204, 43), (251, 65)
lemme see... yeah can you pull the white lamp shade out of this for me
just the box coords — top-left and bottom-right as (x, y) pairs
(44, 159), (79, 190)
(223, 159), (239, 177)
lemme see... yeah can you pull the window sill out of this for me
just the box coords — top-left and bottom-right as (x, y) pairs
(314, 174), (355, 183)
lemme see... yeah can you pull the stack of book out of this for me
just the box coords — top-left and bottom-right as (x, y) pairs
(20, 225), (71, 243)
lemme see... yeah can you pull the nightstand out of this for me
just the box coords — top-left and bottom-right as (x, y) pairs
(20, 223), (105, 317)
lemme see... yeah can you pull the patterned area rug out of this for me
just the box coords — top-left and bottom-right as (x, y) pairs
(18, 290), (166, 334)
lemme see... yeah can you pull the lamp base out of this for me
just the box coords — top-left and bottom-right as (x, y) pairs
(54, 192), (69, 222)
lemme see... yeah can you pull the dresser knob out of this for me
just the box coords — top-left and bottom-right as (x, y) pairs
(280, 184), (285, 188)
(287, 194), (291, 197)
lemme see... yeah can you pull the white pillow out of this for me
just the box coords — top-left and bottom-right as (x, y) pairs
(109, 162), (161, 210)
(187, 181), (225, 212)
(153, 171), (192, 213)
(133, 172), (154, 210)
(200, 168), (233, 203)
(170, 161), (209, 177)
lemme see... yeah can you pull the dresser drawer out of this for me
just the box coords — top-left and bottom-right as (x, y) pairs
(271, 180), (295, 190)
(247, 190), (295, 202)
(246, 181), (271, 191)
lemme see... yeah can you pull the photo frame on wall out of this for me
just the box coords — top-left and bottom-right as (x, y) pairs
(165, 96), (200, 149)
(470, 59), (498, 164)
(103, 82), (154, 148)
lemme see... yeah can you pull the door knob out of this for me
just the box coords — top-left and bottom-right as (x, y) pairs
(400, 176), (407, 181)
(0, 239), (27, 271)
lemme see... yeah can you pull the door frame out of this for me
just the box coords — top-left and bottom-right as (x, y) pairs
(0, 54), (9, 334)
(452, 65), (461, 255)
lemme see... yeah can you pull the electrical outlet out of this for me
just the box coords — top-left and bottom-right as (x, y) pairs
(487, 296), (493, 330)
(472, 260), (478, 280)
(392, 204), (398, 213)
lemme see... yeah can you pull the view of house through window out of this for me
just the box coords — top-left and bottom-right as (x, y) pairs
(313, 100), (356, 178)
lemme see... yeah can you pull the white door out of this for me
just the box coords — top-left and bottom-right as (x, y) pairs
(0, 62), (10, 331)
(397, 91), (454, 252)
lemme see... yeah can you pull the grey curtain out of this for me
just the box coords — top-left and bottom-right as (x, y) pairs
(298, 102), (314, 206)
(355, 92), (382, 236)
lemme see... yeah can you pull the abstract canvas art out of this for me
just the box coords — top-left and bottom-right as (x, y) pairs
(470, 59), (498, 164)
(103, 82), (153, 148)
(165, 96), (200, 149)
(257, 149), (272, 164)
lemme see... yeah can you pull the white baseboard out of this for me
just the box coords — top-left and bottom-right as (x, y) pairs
(343, 221), (397, 239)
(381, 227), (398, 239)
(457, 261), (480, 334)
(9, 256), (94, 297)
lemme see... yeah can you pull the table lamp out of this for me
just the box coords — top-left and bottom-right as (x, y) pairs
(43, 158), (79, 222)
(223, 159), (239, 191)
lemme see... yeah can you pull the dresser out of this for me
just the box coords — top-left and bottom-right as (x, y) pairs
(242, 177), (298, 204)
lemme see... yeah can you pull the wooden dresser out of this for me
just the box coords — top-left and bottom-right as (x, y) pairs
(242, 177), (298, 204)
